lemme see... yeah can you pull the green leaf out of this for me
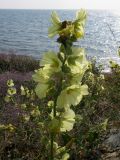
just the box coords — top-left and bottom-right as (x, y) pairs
(51, 11), (61, 25)
(48, 11), (61, 38)
(101, 119), (108, 131)
(20, 85), (26, 95)
(76, 9), (87, 21)
(49, 118), (60, 133)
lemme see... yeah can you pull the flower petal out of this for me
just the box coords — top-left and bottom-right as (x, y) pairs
(57, 84), (88, 108)
(60, 109), (75, 132)
(41, 52), (62, 72)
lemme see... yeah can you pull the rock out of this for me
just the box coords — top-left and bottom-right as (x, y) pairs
(101, 151), (120, 160)
(105, 129), (120, 149)
(100, 129), (120, 160)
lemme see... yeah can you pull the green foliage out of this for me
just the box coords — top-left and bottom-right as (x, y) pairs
(0, 54), (39, 73)
(106, 60), (120, 106)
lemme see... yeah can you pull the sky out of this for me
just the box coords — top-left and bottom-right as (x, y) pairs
(0, 0), (120, 10)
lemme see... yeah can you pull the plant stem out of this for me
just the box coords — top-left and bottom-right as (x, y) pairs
(50, 91), (58, 160)
(50, 43), (68, 160)
(50, 133), (54, 160)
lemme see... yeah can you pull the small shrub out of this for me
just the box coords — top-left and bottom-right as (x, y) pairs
(0, 54), (39, 73)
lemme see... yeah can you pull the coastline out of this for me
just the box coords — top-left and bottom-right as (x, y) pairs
(0, 52), (117, 73)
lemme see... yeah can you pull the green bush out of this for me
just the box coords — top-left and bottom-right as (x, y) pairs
(0, 54), (39, 73)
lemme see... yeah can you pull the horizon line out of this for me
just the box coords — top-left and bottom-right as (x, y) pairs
(0, 8), (117, 10)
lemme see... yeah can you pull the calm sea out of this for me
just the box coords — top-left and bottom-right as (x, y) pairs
(0, 9), (120, 70)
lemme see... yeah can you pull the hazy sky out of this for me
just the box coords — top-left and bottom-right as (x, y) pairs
(0, 0), (120, 9)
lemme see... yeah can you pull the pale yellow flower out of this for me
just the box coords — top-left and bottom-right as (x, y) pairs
(66, 47), (88, 74)
(7, 79), (14, 87)
(33, 51), (62, 99)
(49, 10), (87, 40)
(32, 68), (51, 99)
(35, 83), (49, 99)
(57, 84), (88, 108)
(60, 109), (75, 132)
(69, 72), (84, 84)
(32, 68), (50, 83)
(41, 51), (62, 73)
(7, 88), (16, 95)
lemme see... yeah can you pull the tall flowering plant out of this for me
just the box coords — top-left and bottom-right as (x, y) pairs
(33, 10), (88, 160)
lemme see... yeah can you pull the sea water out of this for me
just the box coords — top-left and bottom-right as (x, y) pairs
(0, 9), (120, 71)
